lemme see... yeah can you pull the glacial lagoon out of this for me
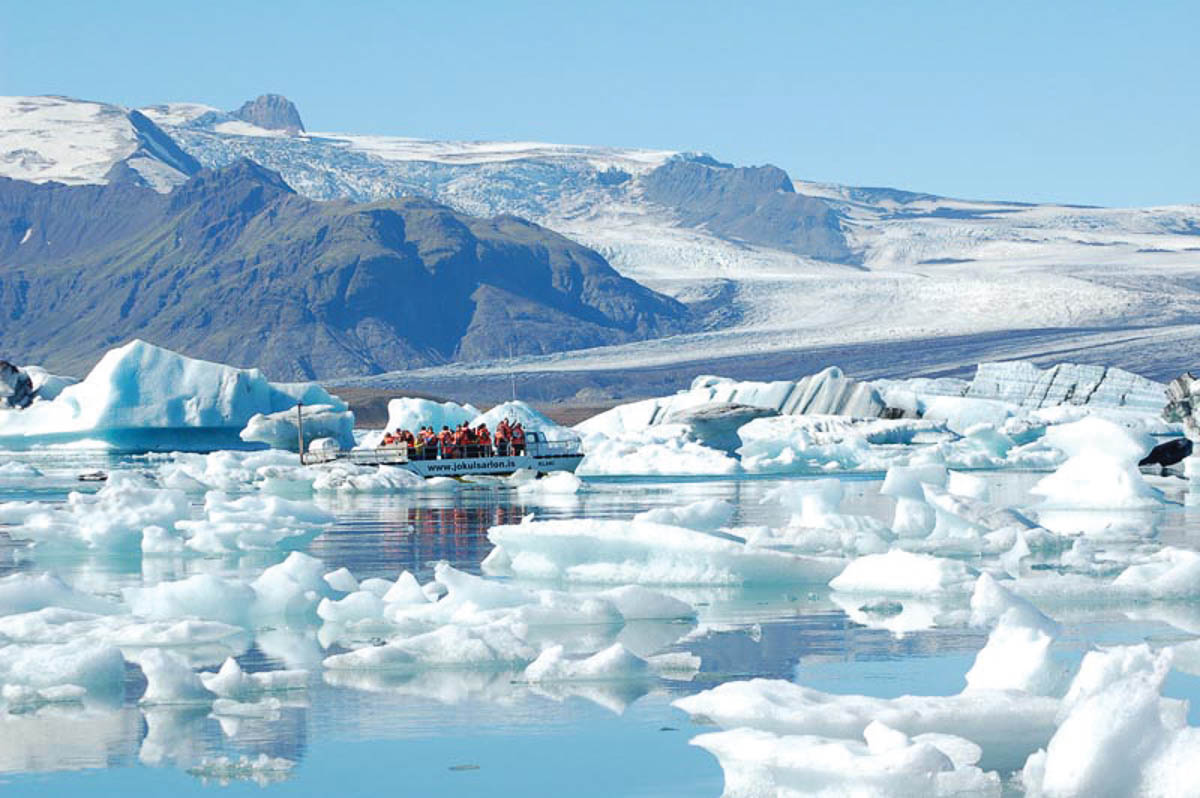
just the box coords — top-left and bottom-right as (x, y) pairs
(3, 455), (1200, 796)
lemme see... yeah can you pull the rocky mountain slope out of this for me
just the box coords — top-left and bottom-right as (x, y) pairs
(2, 93), (1200, 394)
(0, 159), (686, 379)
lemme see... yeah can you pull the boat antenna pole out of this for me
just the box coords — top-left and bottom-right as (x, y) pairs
(296, 402), (304, 464)
(509, 342), (517, 402)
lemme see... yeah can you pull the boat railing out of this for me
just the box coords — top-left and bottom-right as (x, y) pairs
(299, 430), (582, 466)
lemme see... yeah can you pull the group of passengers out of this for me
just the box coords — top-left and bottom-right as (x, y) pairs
(380, 418), (526, 458)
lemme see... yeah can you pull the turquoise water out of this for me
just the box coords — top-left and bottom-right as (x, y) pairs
(1, 457), (1199, 796)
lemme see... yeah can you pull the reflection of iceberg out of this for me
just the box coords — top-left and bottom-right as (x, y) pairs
(829, 592), (965, 638)
(0, 705), (142, 773)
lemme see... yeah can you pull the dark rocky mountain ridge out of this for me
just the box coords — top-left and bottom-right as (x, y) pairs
(0, 160), (687, 379)
(232, 94), (306, 133)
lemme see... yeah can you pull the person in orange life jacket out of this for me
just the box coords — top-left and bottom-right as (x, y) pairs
(511, 422), (526, 455)
(438, 425), (453, 457)
(496, 420), (511, 455)
(477, 424), (492, 455)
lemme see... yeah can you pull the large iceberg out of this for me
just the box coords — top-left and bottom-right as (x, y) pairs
(578, 367), (887, 441)
(881, 361), (1164, 422)
(0, 341), (346, 450)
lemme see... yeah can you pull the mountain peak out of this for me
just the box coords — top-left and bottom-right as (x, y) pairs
(232, 94), (305, 134)
(168, 157), (296, 216)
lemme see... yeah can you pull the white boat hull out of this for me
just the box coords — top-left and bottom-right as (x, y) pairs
(403, 452), (584, 478)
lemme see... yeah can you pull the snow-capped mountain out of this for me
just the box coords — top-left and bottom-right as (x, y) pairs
(0, 96), (199, 191)
(2, 93), (1199, 396)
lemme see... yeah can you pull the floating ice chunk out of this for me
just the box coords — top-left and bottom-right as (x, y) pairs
(141, 524), (186, 554)
(486, 517), (844, 585)
(1022, 645), (1200, 797)
(198, 657), (306, 699)
(675, 679), (1058, 772)
(0, 638), (125, 695)
(309, 463), (424, 493)
(381, 571), (430, 606)
(0, 472), (190, 550)
(137, 648), (215, 704)
(524, 643), (650, 682)
(322, 623), (537, 671)
(517, 471), (582, 495)
(317, 590), (386, 625)
(576, 423), (741, 476)
(969, 573), (1058, 634)
(947, 471), (989, 501)
(0, 572), (118, 616)
(593, 584), (696, 621)
(239, 403), (355, 451)
(829, 550), (977, 596)
(633, 499), (734, 531)
(250, 552), (329, 621)
(177, 492), (332, 553)
(322, 567), (358, 594)
(689, 723), (1000, 797)
(125, 575), (257, 628)
(0, 340), (346, 449)
(738, 416), (883, 474)
(964, 612), (1061, 695)
(1031, 416), (1161, 510)
(1111, 547), (1200, 598)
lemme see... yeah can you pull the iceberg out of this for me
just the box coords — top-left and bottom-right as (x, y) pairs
(578, 368), (887, 441)
(361, 396), (480, 446)
(1031, 416), (1161, 510)
(1022, 645), (1200, 797)
(239, 403), (354, 452)
(0, 340), (347, 450)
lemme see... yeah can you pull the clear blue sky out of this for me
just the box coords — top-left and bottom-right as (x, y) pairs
(1, 0), (1195, 207)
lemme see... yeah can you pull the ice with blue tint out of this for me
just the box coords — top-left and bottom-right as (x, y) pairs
(0, 340), (345, 450)
(6, 352), (1200, 796)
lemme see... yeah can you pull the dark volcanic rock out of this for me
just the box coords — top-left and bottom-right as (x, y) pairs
(0, 361), (33, 409)
(232, 94), (306, 134)
(641, 158), (854, 263)
(1139, 438), (1193, 468)
(0, 160), (688, 380)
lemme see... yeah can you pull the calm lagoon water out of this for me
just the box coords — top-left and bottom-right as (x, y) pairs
(2, 455), (1199, 796)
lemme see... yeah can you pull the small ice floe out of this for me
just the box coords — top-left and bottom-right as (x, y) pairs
(318, 562), (696, 678)
(484, 516), (845, 586)
(689, 721), (1000, 797)
(515, 470), (583, 496)
(0, 470), (334, 553)
(634, 499), (735, 532)
(198, 657), (307, 700)
(829, 550), (977, 597)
